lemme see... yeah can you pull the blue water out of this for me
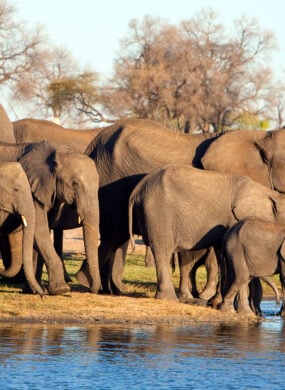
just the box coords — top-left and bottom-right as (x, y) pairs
(0, 301), (284, 389)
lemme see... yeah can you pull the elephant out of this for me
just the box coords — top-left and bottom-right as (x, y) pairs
(0, 161), (44, 295)
(0, 103), (16, 143)
(0, 141), (100, 295)
(12, 117), (222, 297)
(128, 164), (285, 301)
(220, 218), (285, 316)
(201, 129), (285, 193)
(10, 117), (103, 281)
(13, 118), (103, 153)
(84, 121), (285, 298)
(176, 128), (285, 300)
(78, 118), (222, 295)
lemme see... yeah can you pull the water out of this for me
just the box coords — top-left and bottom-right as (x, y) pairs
(0, 301), (284, 390)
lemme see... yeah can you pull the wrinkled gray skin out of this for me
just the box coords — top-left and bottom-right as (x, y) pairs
(128, 164), (285, 301)
(201, 130), (285, 192)
(13, 118), (102, 153)
(10, 118), (102, 284)
(12, 117), (224, 298)
(220, 219), (285, 316)
(82, 119), (221, 295)
(0, 161), (44, 295)
(84, 122), (285, 299)
(0, 141), (100, 295)
(178, 128), (285, 301)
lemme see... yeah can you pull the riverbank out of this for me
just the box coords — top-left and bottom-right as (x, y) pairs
(0, 228), (276, 326)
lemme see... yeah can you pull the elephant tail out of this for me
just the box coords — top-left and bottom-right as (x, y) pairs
(261, 276), (280, 304)
(128, 194), (136, 253)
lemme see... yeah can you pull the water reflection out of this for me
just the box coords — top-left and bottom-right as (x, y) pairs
(0, 301), (284, 389)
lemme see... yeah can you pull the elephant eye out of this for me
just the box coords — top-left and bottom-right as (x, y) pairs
(72, 180), (79, 187)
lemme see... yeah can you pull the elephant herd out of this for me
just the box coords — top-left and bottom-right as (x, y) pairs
(0, 103), (285, 318)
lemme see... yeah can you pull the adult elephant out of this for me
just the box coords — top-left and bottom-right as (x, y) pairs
(13, 118), (103, 153)
(0, 161), (44, 296)
(76, 119), (224, 295)
(0, 141), (100, 295)
(0, 104), (16, 143)
(201, 129), (285, 192)
(128, 164), (285, 302)
(13, 117), (219, 297)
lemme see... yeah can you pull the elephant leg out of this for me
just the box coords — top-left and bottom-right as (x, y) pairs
(236, 284), (255, 315)
(109, 242), (128, 295)
(199, 248), (219, 300)
(145, 245), (155, 268)
(178, 250), (194, 302)
(248, 278), (263, 316)
(99, 242), (128, 295)
(220, 281), (242, 313)
(34, 202), (70, 295)
(153, 246), (178, 301)
(53, 228), (72, 283)
(76, 237), (112, 291)
(178, 249), (214, 302)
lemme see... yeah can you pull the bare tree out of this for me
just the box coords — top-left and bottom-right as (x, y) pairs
(0, 1), (48, 110)
(104, 10), (277, 132)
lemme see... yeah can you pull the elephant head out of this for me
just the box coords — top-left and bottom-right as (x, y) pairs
(0, 161), (44, 295)
(229, 174), (285, 227)
(18, 141), (100, 294)
(201, 129), (285, 193)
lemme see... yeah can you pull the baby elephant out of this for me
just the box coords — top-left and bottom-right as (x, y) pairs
(220, 219), (285, 316)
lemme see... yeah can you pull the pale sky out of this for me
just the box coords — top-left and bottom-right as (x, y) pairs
(15, 0), (285, 78)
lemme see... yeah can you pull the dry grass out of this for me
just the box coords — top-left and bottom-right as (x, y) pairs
(0, 229), (279, 326)
(0, 251), (266, 327)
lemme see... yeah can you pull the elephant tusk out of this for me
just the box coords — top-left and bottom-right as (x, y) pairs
(78, 215), (82, 225)
(21, 215), (28, 227)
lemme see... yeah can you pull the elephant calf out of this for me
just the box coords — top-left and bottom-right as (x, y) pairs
(220, 219), (285, 316)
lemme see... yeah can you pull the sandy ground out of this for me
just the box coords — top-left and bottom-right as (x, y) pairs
(0, 228), (263, 326)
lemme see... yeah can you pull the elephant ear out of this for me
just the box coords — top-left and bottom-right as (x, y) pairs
(254, 132), (273, 166)
(280, 239), (285, 260)
(232, 183), (277, 222)
(18, 141), (56, 208)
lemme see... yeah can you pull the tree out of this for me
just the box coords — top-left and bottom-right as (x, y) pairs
(0, 1), (47, 111)
(14, 46), (106, 126)
(104, 10), (277, 132)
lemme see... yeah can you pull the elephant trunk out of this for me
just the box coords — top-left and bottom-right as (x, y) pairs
(0, 230), (23, 278)
(21, 213), (45, 296)
(75, 206), (101, 293)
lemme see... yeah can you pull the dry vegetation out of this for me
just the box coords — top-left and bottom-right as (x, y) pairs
(0, 229), (278, 327)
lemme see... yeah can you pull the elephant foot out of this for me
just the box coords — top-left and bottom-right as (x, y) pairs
(183, 298), (208, 306)
(75, 260), (93, 288)
(207, 292), (222, 310)
(155, 290), (178, 301)
(199, 286), (217, 301)
(218, 301), (236, 313)
(178, 291), (194, 303)
(48, 283), (71, 295)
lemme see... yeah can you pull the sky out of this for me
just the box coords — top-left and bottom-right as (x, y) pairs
(15, 0), (285, 78)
